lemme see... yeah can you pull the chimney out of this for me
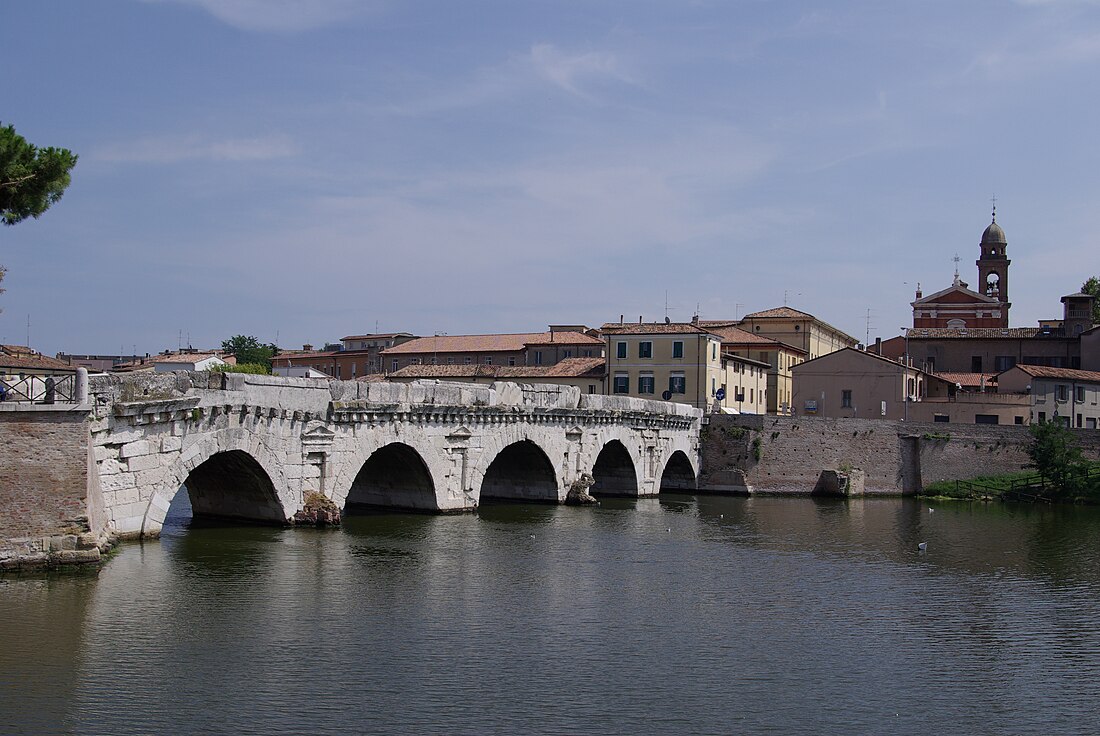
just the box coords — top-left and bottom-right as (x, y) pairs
(691, 314), (699, 325)
(303, 344), (313, 351)
(638, 315), (643, 324)
(873, 337), (882, 355)
(620, 314), (624, 325)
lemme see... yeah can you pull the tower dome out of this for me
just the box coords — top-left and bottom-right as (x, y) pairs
(981, 220), (1006, 244)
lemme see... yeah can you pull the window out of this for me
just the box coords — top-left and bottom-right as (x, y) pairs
(1014, 416), (1024, 425)
(842, 390), (852, 408)
(447, 357), (455, 365)
(429, 357), (437, 365)
(672, 341), (684, 359)
(485, 357), (493, 365)
(563, 350), (572, 358)
(410, 358), (421, 365)
(1056, 385), (1069, 402)
(391, 359), (399, 372)
(616, 342), (627, 359)
(588, 385), (596, 394)
(639, 341), (653, 358)
(926, 356), (935, 372)
(749, 388), (754, 403)
(934, 414), (950, 423)
(971, 356), (983, 373)
(712, 342), (717, 360)
(464, 356), (472, 364)
(613, 374), (629, 394)
(995, 356), (1016, 371)
(669, 373), (686, 394)
(584, 350), (592, 357)
(1038, 411), (1047, 423)
(638, 374), (655, 394)
(534, 351), (543, 365)
(975, 414), (1000, 425)
(1075, 386), (1085, 403)
(508, 357), (516, 367)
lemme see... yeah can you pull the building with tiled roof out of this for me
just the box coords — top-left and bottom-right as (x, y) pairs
(997, 364), (1100, 429)
(387, 357), (606, 394)
(380, 327), (602, 374)
(704, 323), (808, 415)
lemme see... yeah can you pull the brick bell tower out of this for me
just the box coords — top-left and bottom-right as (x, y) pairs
(976, 204), (1011, 327)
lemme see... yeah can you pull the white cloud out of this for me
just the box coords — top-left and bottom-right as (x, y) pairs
(142, 0), (373, 33)
(528, 43), (633, 97)
(92, 133), (297, 164)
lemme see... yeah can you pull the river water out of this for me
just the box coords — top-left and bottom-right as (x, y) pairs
(4, 494), (1100, 735)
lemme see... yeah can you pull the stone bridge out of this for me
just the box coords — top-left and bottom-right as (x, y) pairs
(86, 372), (702, 539)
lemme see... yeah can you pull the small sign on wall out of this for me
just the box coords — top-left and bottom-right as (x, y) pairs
(881, 401), (887, 416)
(804, 400), (817, 415)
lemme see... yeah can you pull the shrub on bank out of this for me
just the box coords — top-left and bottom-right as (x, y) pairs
(207, 363), (271, 375)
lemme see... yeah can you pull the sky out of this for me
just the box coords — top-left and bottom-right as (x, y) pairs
(3, 0), (1099, 356)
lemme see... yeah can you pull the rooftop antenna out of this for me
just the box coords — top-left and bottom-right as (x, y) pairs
(375, 320), (379, 334)
(664, 290), (680, 321)
(178, 329), (182, 352)
(26, 314), (30, 349)
(864, 308), (875, 347)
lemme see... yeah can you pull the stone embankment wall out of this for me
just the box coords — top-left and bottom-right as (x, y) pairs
(0, 405), (110, 569)
(699, 414), (1100, 495)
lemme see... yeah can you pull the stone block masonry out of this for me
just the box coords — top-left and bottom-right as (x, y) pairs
(0, 404), (111, 569)
(699, 414), (1100, 495)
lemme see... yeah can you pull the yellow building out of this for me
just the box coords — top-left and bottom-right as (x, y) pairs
(703, 323), (807, 415)
(601, 321), (724, 410)
(719, 353), (770, 414)
(736, 306), (858, 360)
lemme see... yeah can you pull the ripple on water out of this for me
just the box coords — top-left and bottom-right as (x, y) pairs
(3, 496), (1100, 735)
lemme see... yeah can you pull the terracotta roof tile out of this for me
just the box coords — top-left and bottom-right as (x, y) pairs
(743, 306), (815, 319)
(599, 322), (711, 335)
(0, 354), (77, 372)
(936, 372), (997, 387)
(340, 333), (416, 341)
(1007, 365), (1100, 382)
(708, 324), (806, 351)
(382, 331), (599, 355)
(905, 328), (1043, 339)
(389, 357), (605, 380)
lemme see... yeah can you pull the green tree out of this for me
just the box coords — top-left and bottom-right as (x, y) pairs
(0, 123), (78, 226)
(1027, 420), (1087, 497)
(1081, 276), (1100, 324)
(221, 335), (276, 369)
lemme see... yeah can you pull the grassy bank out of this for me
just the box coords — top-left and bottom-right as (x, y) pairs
(921, 462), (1100, 502)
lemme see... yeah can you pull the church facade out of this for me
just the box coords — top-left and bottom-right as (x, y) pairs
(910, 214), (1011, 329)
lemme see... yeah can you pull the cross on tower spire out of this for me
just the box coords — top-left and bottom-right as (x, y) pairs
(991, 194), (997, 223)
(953, 252), (961, 284)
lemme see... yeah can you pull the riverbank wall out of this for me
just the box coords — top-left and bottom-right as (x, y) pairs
(0, 404), (111, 570)
(698, 414), (1100, 495)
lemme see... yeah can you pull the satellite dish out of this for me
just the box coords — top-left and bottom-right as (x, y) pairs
(662, 390), (673, 400)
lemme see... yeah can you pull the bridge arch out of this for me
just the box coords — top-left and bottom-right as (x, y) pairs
(590, 439), (640, 497)
(140, 433), (291, 537)
(659, 449), (698, 492)
(344, 442), (438, 512)
(478, 438), (560, 503)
